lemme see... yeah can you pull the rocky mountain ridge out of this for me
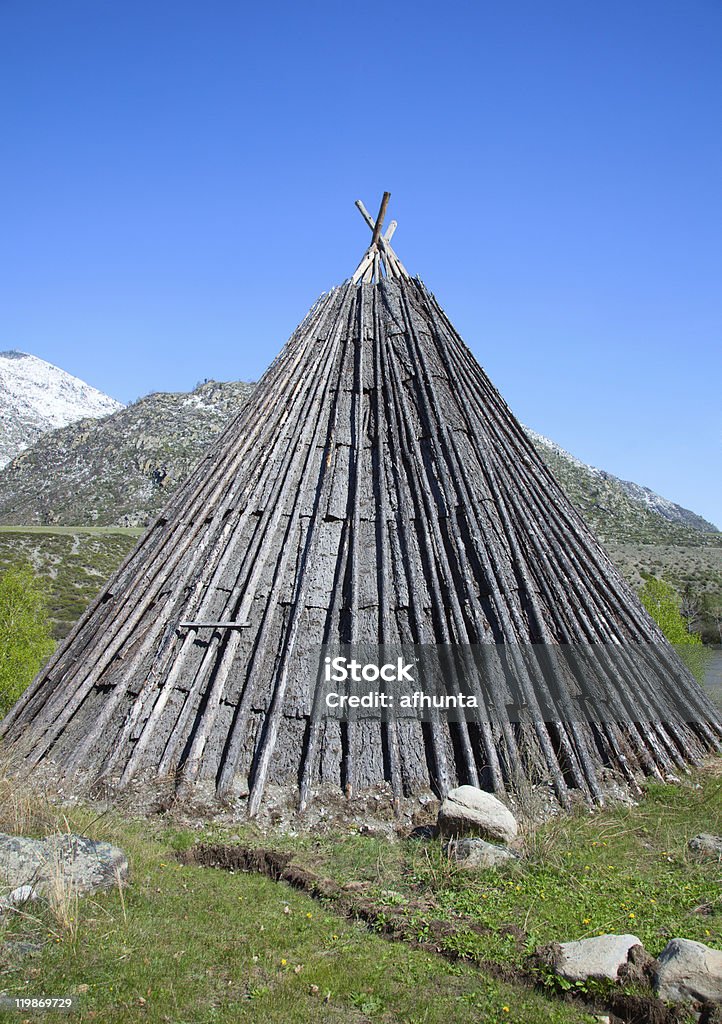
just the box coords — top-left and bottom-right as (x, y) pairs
(0, 350), (122, 467)
(0, 380), (254, 527)
(525, 429), (719, 544)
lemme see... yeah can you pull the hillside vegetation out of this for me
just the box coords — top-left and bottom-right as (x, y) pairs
(0, 527), (140, 638)
(0, 380), (253, 527)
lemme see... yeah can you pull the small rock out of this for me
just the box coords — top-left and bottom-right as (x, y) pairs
(654, 938), (722, 1003)
(438, 786), (518, 843)
(0, 884), (38, 912)
(0, 832), (129, 896)
(553, 934), (643, 982)
(343, 880), (369, 892)
(688, 834), (722, 859)
(443, 837), (517, 869)
(6, 938), (43, 958)
(406, 824), (438, 840)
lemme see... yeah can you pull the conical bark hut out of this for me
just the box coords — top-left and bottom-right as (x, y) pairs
(2, 196), (720, 815)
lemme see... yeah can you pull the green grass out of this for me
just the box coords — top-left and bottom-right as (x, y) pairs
(166, 768), (722, 1007)
(0, 811), (588, 1024)
(2, 767), (720, 1023)
(234, 772), (721, 970)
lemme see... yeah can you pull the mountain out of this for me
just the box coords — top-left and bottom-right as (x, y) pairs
(526, 429), (720, 543)
(0, 379), (254, 527)
(0, 350), (123, 467)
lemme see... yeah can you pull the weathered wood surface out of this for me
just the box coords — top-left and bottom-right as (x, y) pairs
(2, 276), (720, 814)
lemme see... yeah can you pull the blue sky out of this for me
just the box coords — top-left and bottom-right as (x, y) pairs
(1, 1), (720, 526)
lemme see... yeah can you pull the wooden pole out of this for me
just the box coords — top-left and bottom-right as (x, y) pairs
(371, 192), (391, 246)
(354, 199), (375, 232)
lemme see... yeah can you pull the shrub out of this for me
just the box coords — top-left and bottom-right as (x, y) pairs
(639, 575), (708, 681)
(0, 563), (55, 716)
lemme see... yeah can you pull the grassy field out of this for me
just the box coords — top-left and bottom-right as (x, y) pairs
(1, 763), (721, 1023)
(606, 541), (722, 596)
(0, 527), (140, 638)
(0, 527), (143, 537)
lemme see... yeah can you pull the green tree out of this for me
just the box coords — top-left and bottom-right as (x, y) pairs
(639, 575), (708, 681)
(0, 563), (55, 717)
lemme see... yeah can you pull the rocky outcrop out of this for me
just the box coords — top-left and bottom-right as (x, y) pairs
(0, 884), (38, 912)
(688, 834), (722, 859)
(0, 833), (129, 895)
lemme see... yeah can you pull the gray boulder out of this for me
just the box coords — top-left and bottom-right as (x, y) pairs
(443, 837), (517, 869)
(0, 833), (129, 896)
(554, 934), (643, 982)
(688, 834), (722, 859)
(654, 938), (722, 1003)
(438, 786), (518, 843)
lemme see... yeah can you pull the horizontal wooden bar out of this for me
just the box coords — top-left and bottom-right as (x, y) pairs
(179, 621), (251, 629)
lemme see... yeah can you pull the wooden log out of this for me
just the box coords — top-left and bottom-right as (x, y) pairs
(371, 192), (391, 246)
(355, 199), (375, 231)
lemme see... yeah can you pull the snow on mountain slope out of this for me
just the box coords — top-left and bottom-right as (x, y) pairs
(0, 350), (123, 467)
(525, 427), (719, 536)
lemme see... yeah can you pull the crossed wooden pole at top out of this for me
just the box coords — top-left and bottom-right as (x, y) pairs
(352, 191), (411, 284)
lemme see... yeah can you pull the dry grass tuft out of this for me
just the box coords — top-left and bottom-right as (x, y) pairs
(0, 747), (57, 837)
(43, 849), (81, 940)
(699, 754), (722, 778)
